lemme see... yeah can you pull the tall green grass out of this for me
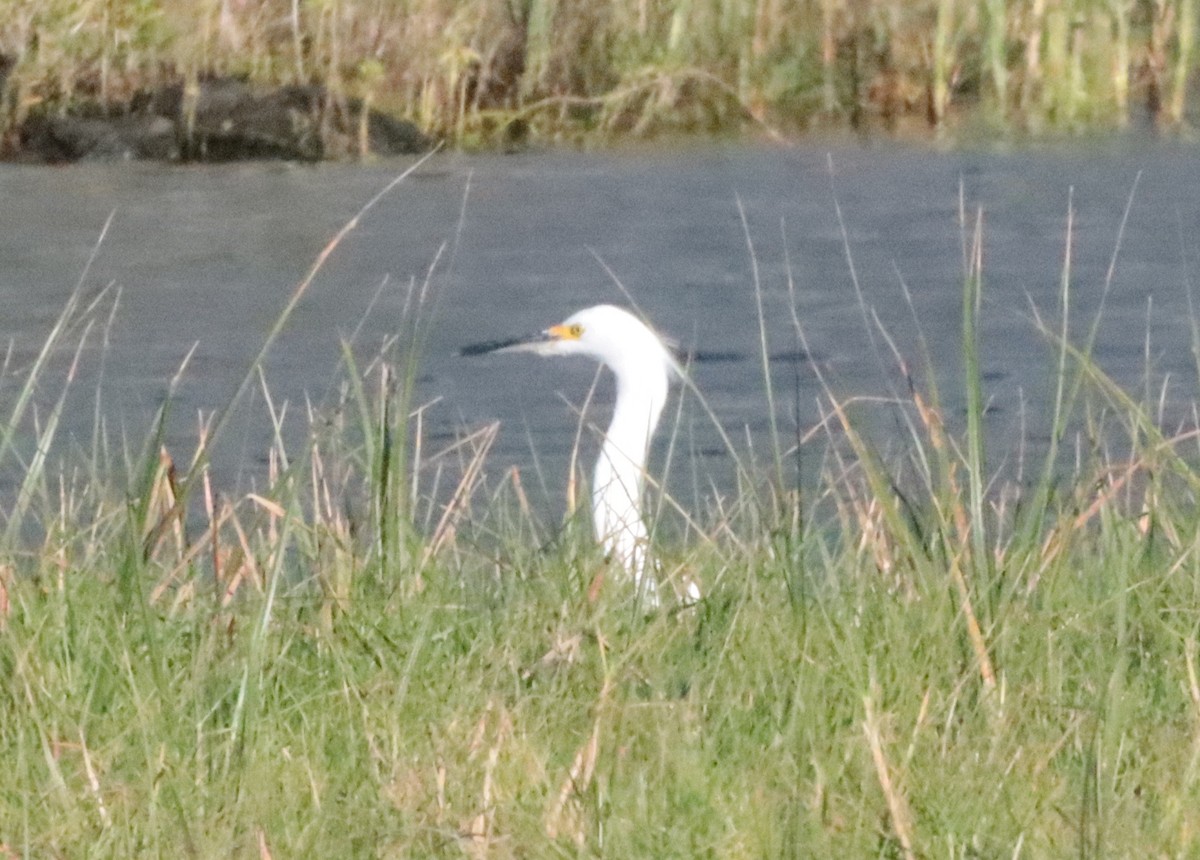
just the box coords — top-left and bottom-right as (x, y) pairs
(4, 168), (1200, 857)
(0, 0), (1196, 150)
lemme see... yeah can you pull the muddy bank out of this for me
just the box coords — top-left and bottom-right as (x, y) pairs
(5, 77), (431, 164)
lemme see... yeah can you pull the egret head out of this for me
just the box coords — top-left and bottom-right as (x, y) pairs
(462, 304), (680, 381)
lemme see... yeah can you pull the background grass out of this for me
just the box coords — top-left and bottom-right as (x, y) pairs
(0, 0), (1197, 151)
(2, 168), (1200, 858)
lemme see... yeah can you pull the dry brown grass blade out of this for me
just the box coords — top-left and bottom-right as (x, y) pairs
(1032, 425), (1197, 591)
(424, 422), (498, 564)
(507, 466), (531, 521)
(0, 563), (10, 631)
(310, 444), (356, 625)
(255, 826), (274, 860)
(544, 680), (609, 845)
(1068, 426), (1200, 550)
(818, 392), (907, 544)
(221, 503), (263, 607)
(857, 493), (896, 582)
(821, 429), (901, 590)
(910, 386), (997, 691)
(522, 632), (584, 682)
(1138, 480), (1181, 547)
(142, 446), (186, 564)
(544, 716), (601, 845)
(1184, 638), (1200, 723)
(1033, 462), (1134, 590)
(205, 467), (219, 583)
(310, 442), (357, 548)
(459, 700), (513, 858)
(144, 445), (239, 609)
(863, 692), (916, 860)
(586, 566), (606, 604)
(150, 524), (225, 605)
(78, 728), (111, 828)
(246, 494), (287, 519)
(248, 489), (286, 584)
(946, 550), (996, 690)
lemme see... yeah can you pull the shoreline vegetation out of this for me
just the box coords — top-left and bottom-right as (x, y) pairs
(0, 0), (1197, 161)
(4, 159), (1200, 853)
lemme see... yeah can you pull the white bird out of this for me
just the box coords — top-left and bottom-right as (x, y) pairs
(463, 304), (696, 607)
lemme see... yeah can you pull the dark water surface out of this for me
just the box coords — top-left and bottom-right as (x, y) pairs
(2, 143), (1198, 514)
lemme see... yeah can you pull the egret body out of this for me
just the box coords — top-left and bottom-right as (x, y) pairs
(463, 304), (684, 605)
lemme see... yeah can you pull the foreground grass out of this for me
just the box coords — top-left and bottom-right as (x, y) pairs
(5, 459), (1200, 857)
(4, 175), (1200, 858)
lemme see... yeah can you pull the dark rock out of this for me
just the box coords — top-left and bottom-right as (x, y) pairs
(7, 76), (431, 164)
(18, 113), (178, 162)
(0, 53), (14, 97)
(365, 109), (431, 155)
(179, 79), (326, 162)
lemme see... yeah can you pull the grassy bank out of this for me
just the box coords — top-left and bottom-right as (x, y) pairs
(0, 0), (1196, 151)
(2, 164), (1200, 857)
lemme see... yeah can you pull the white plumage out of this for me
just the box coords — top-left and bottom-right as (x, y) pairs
(463, 304), (693, 606)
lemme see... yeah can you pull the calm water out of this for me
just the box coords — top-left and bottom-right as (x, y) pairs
(1, 142), (1198, 514)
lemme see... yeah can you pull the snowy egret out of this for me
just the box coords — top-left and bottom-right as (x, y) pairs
(462, 304), (695, 607)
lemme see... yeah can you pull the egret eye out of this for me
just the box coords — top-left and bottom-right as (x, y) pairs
(568, 323), (584, 338)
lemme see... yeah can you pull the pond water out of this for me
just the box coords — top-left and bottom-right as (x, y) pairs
(1, 142), (1197, 520)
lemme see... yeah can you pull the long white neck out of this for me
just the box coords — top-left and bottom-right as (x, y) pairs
(591, 359), (668, 596)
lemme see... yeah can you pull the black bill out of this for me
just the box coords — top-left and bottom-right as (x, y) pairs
(459, 332), (548, 357)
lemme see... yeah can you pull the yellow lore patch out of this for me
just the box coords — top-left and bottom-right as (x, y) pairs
(548, 323), (584, 340)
